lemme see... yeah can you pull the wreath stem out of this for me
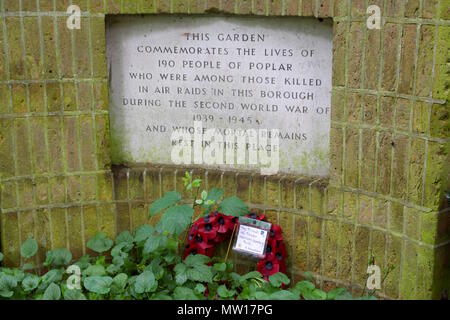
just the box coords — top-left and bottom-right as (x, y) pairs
(225, 223), (237, 263)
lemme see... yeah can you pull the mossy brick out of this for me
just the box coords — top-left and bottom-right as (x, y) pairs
(83, 205), (100, 254)
(38, 1), (55, 12)
(325, 185), (342, 216)
(394, 98), (411, 132)
(249, 174), (264, 204)
(343, 191), (357, 221)
(91, 0), (106, 13)
(252, 0), (267, 16)
(6, 17), (25, 80)
(364, 28), (381, 91)
(293, 215), (308, 271)
(97, 172), (113, 201)
(270, 0), (284, 16)
(381, 23), (400, 91)
(131, 203), (148, 231)
(0, 180), (16, 209)
(99, 203), (116, 239)
(357, 194), (372, 225)
(400, 241), (418, 299)
(113, 170), (128, 200)
(420, 211), (439, 245)
(416, 246), (437, 299)
(265, 177), (279, 207)
(423, 141), (447, 210)
(416, 25), (435, 98)
(4, 0), (20, 11)
(399, 24), (418, 95)
(47, 116), (64, 173)
(91, 17), (107, 78)
(24, 17), (43, 80)
(440, 0), (450, 19)
(73, 18), (91, 78)
(389, 201), (404, 234)
(129, 170), (145, 201)
(161, 169), (176, 193)
(14, 118), (33, 176)
(346, 92), (361, 124)
(64, 116), (81, 172)
(35, 177), (49, 205)
(11, 83), (27, 113)
(144, 169), (160, 201)
(62, 81), (77, 111)
(80, 115), (97, 171)
(405, 207), (421, 240)
(430, 104), (449, 139)
(329, 124), (343, 185)
(317, 0), (332, 17)
(279, 212), (294, 264)
(188, 0), (205, 14)
(174, 170), (191, 200)
(330, 89), (345, 122)
(391, 134), (409, 200)
(295, 183), (309, 211)
(370, 230), (386, 272)
(56, 16), (74, 78)
(121, 0), (138, 13)
(336, 222), (353, 283)
(284, 0), (299, 16)
(50, 207), (68, 249)
(280, 179), (294, 209)
(412, 101), (430, 134)
(348, 22), (363, 88)
(0, 119), (15, 178)
(235, 0), (251, 14)
(431, 245), (450, 299)
(310, 186), (324, 215)
(301, 0), (314, 16)
(376, 132), (393, 196)
(46, 82), (61, 112)
(432, 26), (449, 100)
(350, 0), (365, 18)
(41, 16), (57, 79)
(354, 226), (370, 286)
(422, 0), (439, 18)
(77, 81), (92, 111)
(156, 0), (171, 13)
(404, 0), (420, 18)
(0, 84), (10, 114)
(334, 0), (348, 17)
(308, 217), (323, 274)
(332, 21), (347, 86)
(29, 83), (45, 113)
(323, 220), (338, 278)
(1, 212), (20, 267)
(49, 175), (66, 203)
(95, 114), (111, 169)
(19, 210), (36, 260)
(67, 175), (82, 203)
(407, 138), (426, 205)
(36, 208), (52, 262)
(360, 129), (376, 192)
(81, 174), (97, 202)
(0, 26), (6, 80)
(379, 96), (394, 128)
(105, 0), (121, 13)
(384, 234), (402, 298)
(385, 0), (403, 17)
(54, 0), (73, 11)
(344, 127), (359, 189)
(67, 206), (83, 259)
(236, 173), (250, 202)
(116, 202), (131, 234)
(373, 198), (388, 229)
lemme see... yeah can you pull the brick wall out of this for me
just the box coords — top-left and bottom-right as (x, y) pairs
(0, 0), (448, 299)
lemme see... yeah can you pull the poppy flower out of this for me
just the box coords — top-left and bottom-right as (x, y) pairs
(269, 225), (283, 241)
(246, 212), (265, 221)
(216, 213), (236, 234)
(197, 221), (219, 240)
(257, 258), (280, 278)
(183, 241), (214, 259)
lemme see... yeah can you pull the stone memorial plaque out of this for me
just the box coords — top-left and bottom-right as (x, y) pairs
(107, 16), (332, 176)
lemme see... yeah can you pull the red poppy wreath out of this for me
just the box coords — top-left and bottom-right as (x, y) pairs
(183, 211), (287, 280)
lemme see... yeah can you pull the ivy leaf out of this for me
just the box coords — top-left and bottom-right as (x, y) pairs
(173, 286), (199, 300)
(20, 238), (38, 259)
(84, 276), (113, 295)
(149, 191), (181, 217)
(42, 283), (61, 300)
(115, 230), (134, 245)
(269, 290), (299, 300)
(46, 248), (72, 267)
(218, 196), (249, 216)
(0, 274), (17, 298)
(87, 233), (114, 254)
(63, 289), (86, 300)
(111, 273), (128, 295)
(134, 271), (157, 294)
(85, 265), (106, 277)
(39, 269), (64, 291)
(157, 205), (194, 236)
(269, 272), (290, 288)
(22, 274), (39, 292)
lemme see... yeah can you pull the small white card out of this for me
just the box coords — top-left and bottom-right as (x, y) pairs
(234, 224), (269, 257)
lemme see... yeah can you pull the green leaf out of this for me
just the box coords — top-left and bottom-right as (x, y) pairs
(134, 224), (154, 244)
(39, 269), (64, 291)
(111, 273), (128, 295)
(115, 230), (134, 245)
(269, 290), (299, 300)
(326, 287), (348, 300)
(187, 264), (213, 283)
(206, 188), (224, 203)
(85, 264), (106, 276)
(302, 288), (327, 300)
(149, 191), (181, 217)
(0, 274), (17, 298)
(291, 280), (315, 296)
(63, 289), (86, 300)
(157, 205), (194, 236)
(84, 276), (113, 295)
(173, 286), (199, 300)
(20, 238), (38, 259)
(0, 252), (3, 262)
(143, 234), (166, 255)
(174, 263), (188, 285)
(302, 271), (315, 282)
(194, 283), (206, 294)
(22, 274), (39, 292)
(240, 271), (263, 282)
(213, 262), (227, 272)
(134, 271), (157, 294)
(269, 272), (291, 288)
(218, 196), (249, 216)
(46, 248), (72, 267)
(42, 283), (61, 300)
(217, 284), (236, 298)
(87, 233), (114, 253)
(184, 254), (210, 267)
